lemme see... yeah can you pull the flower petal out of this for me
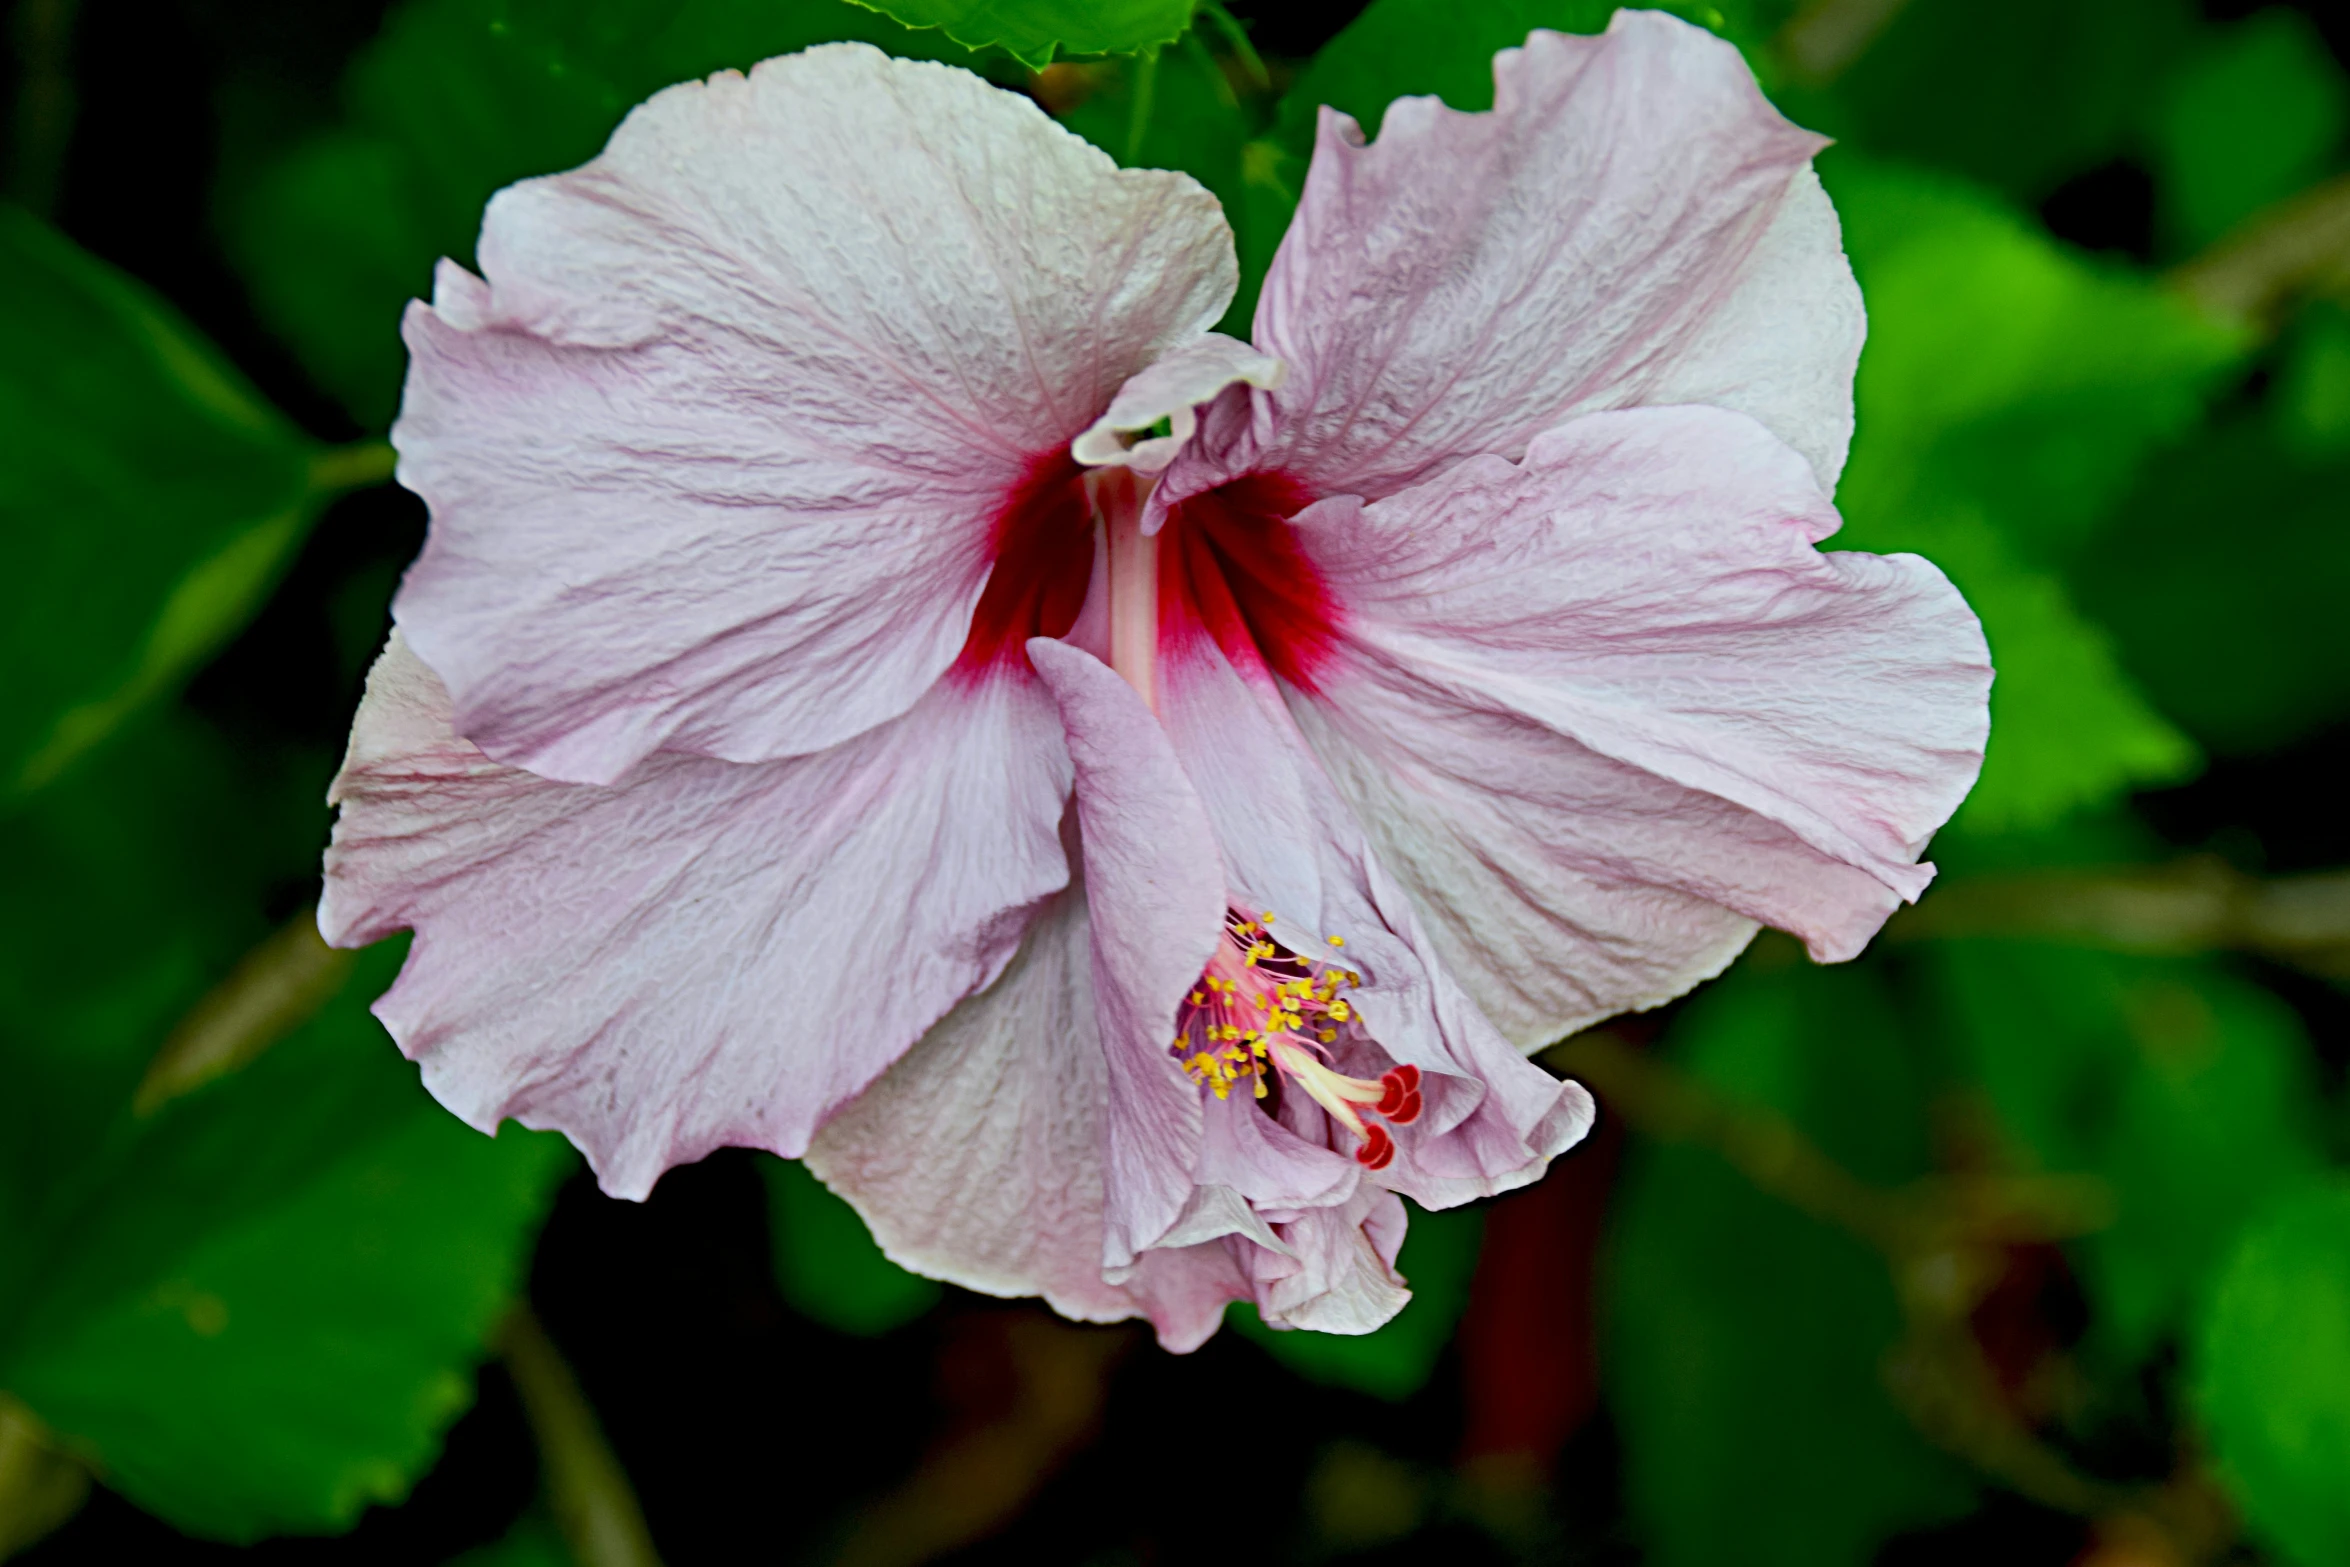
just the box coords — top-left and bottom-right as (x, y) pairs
(808, 884), (1343, 1352)
(1025, 638), (1227, 1271)
(320, 633), (1072, 1199)
(1071, 334), (1286, 476)
(1154, 629), (1595, 1208)
(1185, 11), (1856, 503)
(394, 44), (1236, 783)
(1289, 406), (1990, 1045)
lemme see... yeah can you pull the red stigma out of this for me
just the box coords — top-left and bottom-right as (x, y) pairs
(954, 449), (1094, 679)
(1356, 1124), (1396, 1171)
(1160, 472), (1339, 692)
(1377, 1064), (1422, 1123)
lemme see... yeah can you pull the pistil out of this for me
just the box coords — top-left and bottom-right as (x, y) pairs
(1096, 466), (1159, 709)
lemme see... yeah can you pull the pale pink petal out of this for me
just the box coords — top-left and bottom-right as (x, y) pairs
(1071, 334), (1286, 476)
(320, 633), (1072, 1199)
(1167, 11), (1856, 505)
(806, 890), (1273, 1353)
(1247, 1185), (1410, 1334)
(804, 893), (1136, 1324)
(1290, 406), (1990, 1045)
(1025, 638), (1227, 1271)
(1154, 633), (1596, 1209)
(394, 44), (1236, 783)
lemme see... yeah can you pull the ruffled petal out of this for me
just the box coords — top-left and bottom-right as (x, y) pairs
(1176, 11), (1856, 504)
(1153, 625), (1595, 1209)
(393, 44), (1236, 783)
(1025, 639), (1226, 1271)
(1289, 406), (1990, 1045)
(320, 633), (1072, 1199)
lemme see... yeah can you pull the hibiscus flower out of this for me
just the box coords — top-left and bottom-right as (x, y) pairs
(321, 12), (1989, 1349)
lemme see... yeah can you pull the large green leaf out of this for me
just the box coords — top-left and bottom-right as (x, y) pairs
(0, 209), (356, 801)
(1826, 156), (2246, 830)
(2152, 10), (2348, 256)
(846, 0), (1190, 67)
(0, 944), (572, 1541)
(2193, 1181), (2350, 1567)
(0, 705), (570, 1541)
(1605, 958), (1973, 1567)
(1227, 1200), (1483, 1401)
(1929, 942), (2325, 1365)
(764, 1156), (939, 1335)
(227, 0), (993, 427)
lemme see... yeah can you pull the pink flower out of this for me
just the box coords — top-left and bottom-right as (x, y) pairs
(322, 14), (1989, 1348)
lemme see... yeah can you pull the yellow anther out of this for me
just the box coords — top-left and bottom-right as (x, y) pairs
(1318, 1029), (1337, 1044)
(1327, 935), (1345, 947)
(1262, 911), (1276, 923)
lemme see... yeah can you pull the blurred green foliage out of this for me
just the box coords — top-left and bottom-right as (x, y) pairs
(1607, 960), (1974, 1567)
(7, 0), (2350, 1559)
(2195, 1182), (2350, 1566)
(0, 211), (342, 800)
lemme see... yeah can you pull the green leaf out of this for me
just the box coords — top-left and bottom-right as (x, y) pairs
(1826, 156), (2246, 829)
(2075, 410), (2350, 755)
(845, 0), (1191, 67)
(228, 0), (995, 427)
(1605, 958), (1972, 1566)
(1227, 1200), (1483, 1401)
(1929, 943), (2325, 1365)
(0, 943), (573, 1541)
(1818, 0), (2196, 204)
(0, 208), (351, 801)
(764, 1156), (940, 1335)
(2193, 1180), (2350, 1567)
(2153, 10), (2349, 255)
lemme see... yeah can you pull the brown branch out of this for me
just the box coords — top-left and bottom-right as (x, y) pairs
(498, 1307), (664, 1567)
(0, 1394), (87, 1561)
(1775, 0), (1914, 86)
(1543, 1030), (2148, 1530)
(822, 1312), (1132, 1567)
(2171, 172), (2350, 329)
(135, 907), (355, 1115)
(1889, 856), (2350, 978)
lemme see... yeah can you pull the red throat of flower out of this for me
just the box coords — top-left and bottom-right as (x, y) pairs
(954, 454), (1338, 700)
(1171, 909), (1421, 1170)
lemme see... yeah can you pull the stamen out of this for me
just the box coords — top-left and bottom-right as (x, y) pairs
(1170, 908), (1418, 1166)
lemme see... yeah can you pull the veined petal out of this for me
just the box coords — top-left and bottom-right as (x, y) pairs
(319, 633), (1072, 1199)
(1026, 638), (1226, 1271)
(394, 44), (1236, 783)
(1184, 11), (1855, 504)
(1289, 406), (1990, 1045)
(1154, 627), (1595, 1209)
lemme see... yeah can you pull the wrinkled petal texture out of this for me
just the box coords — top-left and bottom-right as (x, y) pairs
(1071, 334), (1286, 475)
(1028, 639), (1225, 1271)
(1153, 616), (1596, 1208)
(1189, 10), (1858, 504)
(1290, 407), (1991, 1048)
(320, 634), (1072, 1199)
(394, 44), (1236, 783)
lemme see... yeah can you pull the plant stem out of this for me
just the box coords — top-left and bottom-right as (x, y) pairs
(499, 1307), (664, 1567)
(136, 907), (355, 1114)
